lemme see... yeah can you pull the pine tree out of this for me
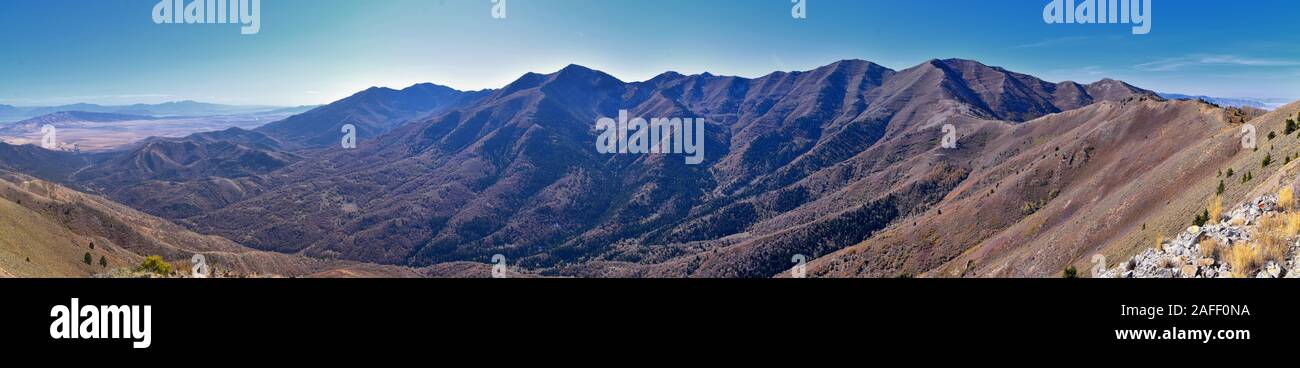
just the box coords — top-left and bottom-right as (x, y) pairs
(1063, 266), (1079, 278)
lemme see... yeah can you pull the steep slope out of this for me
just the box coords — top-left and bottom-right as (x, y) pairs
(255, 83), (490, 149)
(0, 170), (420, 278)
(0, 142), (89, 182)
(804, 97), (1274, 277)
(171, 59), (1155, 276)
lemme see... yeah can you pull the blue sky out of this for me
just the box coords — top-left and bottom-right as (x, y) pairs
(1, 0), (1297, 106)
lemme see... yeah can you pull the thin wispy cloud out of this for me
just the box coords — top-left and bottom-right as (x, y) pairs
(1135, 55), (1300, 72)
(1011, 36), (1092, 49)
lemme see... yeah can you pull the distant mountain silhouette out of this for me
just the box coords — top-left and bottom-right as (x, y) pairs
(1158, 93), (1284, 110)
(0, 101), (303, 123)
(26, 110), (154, 122)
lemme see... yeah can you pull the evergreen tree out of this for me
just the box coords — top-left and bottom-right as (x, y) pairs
(1063, 266), (1079, 278)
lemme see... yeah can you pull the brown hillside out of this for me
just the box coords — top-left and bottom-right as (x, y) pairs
(805, 97), (1282, 277)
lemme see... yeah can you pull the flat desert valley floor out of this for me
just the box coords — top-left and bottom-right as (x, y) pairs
(0, 113), (297, 151)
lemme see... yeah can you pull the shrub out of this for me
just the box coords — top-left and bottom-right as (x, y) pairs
(1226, 168), (1235, 178)
(1263, 153), (1273, 167)
(1155, 235), (1165, 253)
(1217, 180), (1226, 195)
(137, 256), (174, 276)
(1063, 266), (1078, 278)
(1193, 209), (1210, 227)
(1269, 131), (1277, 140)
(1021, 199), (1046, 215)
(1288, 119), (1298, 135)
(98, 256), (107, 268)
(82, 252), (92, 265)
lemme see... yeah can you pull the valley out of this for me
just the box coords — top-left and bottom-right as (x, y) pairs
(0, 111), (306, 152)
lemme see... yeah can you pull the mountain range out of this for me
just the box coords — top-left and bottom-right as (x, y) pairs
(0, 101), (318, 123)
(1158, 93), (1289, 110)
(6, 57), (1297, 278)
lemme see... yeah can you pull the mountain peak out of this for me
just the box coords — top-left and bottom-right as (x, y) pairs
(403, 82), (458, 92)
(1085, 78), (1158, 101)
(928, 58), (1004, 71)
(362, 86), (398, 93)
(548, 64), (621, 83)
(819, 59), (891, 72)
(526, 64), (625, 94)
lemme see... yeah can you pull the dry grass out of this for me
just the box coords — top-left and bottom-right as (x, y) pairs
(1258, 213), (1284, 233)
(1261, 239), (1289, 265)
(1198, 238), (1220, 260)
(1256, 214), (1291, 264)
(1227, 243), (1261, 278)
(1286, 212), (1300, 236)
(1154, 235), (1165, 253)
(1209, 196), (1223, 225)
(1281, 186), (1296, 212)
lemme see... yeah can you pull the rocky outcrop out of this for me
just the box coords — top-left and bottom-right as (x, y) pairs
(1102, 194), (1300, 278)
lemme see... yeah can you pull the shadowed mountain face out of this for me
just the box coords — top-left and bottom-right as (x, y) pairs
(91, 58), (1148, 275)
(68, 128), (301, 219)
(254, 83), (491, 149)
(0, 143), (89, 181)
